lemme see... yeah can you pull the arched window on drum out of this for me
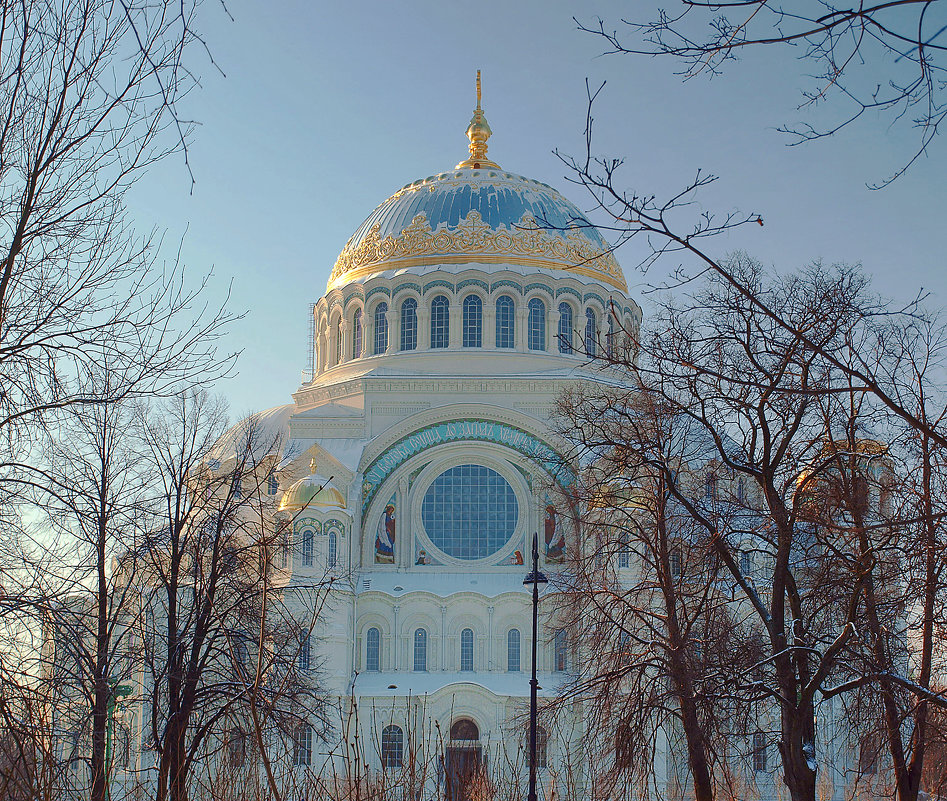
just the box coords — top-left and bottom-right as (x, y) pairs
(462, 295), (483, 348)
(352, 308), (363, 359)
(584, 308), (597, 357)
(527, 298), (546, 351)
(400, 298), (418, 351)
(373, 302), (388, 355)
(557, 302), (573, 354)
(430, 295), (449, 349)
(496, 295), (515, 348)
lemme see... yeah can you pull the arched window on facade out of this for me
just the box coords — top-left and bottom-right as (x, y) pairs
(753, 731), (768, 773)
(267, 471), (279, 495)
(450, 719), (479, 741)
(352, 308), (363, 359)
(413, 628), (427, 671)
(496, 295), (515, 348)
(293, 724), (312, 766)
(584, 308), (597, 356)
(430, 295), (449, 348)
(557, 302), (573, 354)
(328, 531), (338, 568)
(301, 526), (313, 567)
(373, 302), (388, 354)
(460, 628), (474, 671)
(381, 725), (404, 768)
(535, 726), (549, 769)
(400, 298), (418, 351)
(618, 531), (631, 569)
(334, 316), (343, 365)
(366, 627), (381, 672)
(299, 635), (311, 672)
(553, 629), (568, 672)
(507, 628), (520, 672)
(527, 298), (546, 351)
(462, 295), (483, 347)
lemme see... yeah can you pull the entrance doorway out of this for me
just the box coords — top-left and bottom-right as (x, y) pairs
(444, 718), (482, 801)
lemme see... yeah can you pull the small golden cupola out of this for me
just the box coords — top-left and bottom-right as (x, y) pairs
(279, 458), (346, 511)
(456, 70), (500, 170)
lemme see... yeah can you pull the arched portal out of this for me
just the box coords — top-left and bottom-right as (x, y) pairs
(444, 718), (482, 801)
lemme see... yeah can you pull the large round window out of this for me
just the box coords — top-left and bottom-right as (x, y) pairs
(421, 465), (519, 560)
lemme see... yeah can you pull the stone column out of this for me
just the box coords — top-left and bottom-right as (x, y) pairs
(485, 305), (496, 349)
(392, 604), (400, 671)
(417, 305), (430, 351)
(487, 605), (495, 670)
(447, 298), (459, 350)
(516, 307), (528, 353)
(549, 308), (561, 354)
(440, 605), (448, 671)
(385, 308), (396, 355)
(318, 330), (329, 373)
(339, 320), (350, 364)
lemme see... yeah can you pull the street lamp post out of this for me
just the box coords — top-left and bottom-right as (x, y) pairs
(523, 532), (548, 801)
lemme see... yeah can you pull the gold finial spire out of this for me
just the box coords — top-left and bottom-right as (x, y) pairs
(309, 457), (317, 474)
(456, 70), (500, 169)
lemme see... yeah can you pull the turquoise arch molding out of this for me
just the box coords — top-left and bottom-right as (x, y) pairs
(360, 419), (573, 518)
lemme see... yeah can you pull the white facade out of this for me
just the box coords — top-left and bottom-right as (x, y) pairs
(258, 101), (641, 796)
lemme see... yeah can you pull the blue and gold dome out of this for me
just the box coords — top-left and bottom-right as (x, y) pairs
(327, 75), (626, 292)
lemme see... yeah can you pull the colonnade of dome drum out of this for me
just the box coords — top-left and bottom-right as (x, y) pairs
(311, 273), (640, 376)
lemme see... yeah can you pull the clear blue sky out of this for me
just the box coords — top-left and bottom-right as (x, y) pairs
(126, 0), (947, 416)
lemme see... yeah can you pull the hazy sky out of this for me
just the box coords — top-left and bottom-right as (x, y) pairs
(126, 1), (947, 417)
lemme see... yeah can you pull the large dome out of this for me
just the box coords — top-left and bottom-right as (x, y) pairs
(327, 169), (626, 292)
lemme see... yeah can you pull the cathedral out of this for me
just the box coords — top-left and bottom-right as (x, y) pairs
(240, 75), (640, 795)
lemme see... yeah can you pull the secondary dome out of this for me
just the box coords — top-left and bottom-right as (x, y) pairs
(279, 462), (346, 512)
(327, 76), (626, 293)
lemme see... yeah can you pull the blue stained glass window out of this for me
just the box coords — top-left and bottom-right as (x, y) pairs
(400, 298), (417, 351)
(352, 309), (363, 359)
(528, 298), (546, 351)
(496, 295), (515, 348)
(460, 628), (474, 671)
(366, 627), (380, 672)
(328, 531), (337, 567)
(373, 302), (388, 354)
(585, 308), (597, 356)
(413, 628), (427, 671)
(507, 629), (520, 672)
(430, 295), (449, 348)
(558, 303), (573, 354)
(463, 295), (482, 347)
(421, 465), (518, 559)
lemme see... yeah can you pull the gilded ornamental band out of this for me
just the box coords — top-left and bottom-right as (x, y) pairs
(328, 209), (627, 291)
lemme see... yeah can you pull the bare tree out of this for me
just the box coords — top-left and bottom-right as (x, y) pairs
(553, 256), (947, 801)
(576, 0), (947, 187)
(555, 383), (746, 801)
(138, 394), (329, 801)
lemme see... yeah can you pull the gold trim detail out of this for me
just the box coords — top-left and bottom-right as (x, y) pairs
(328, 210), (627, 291)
